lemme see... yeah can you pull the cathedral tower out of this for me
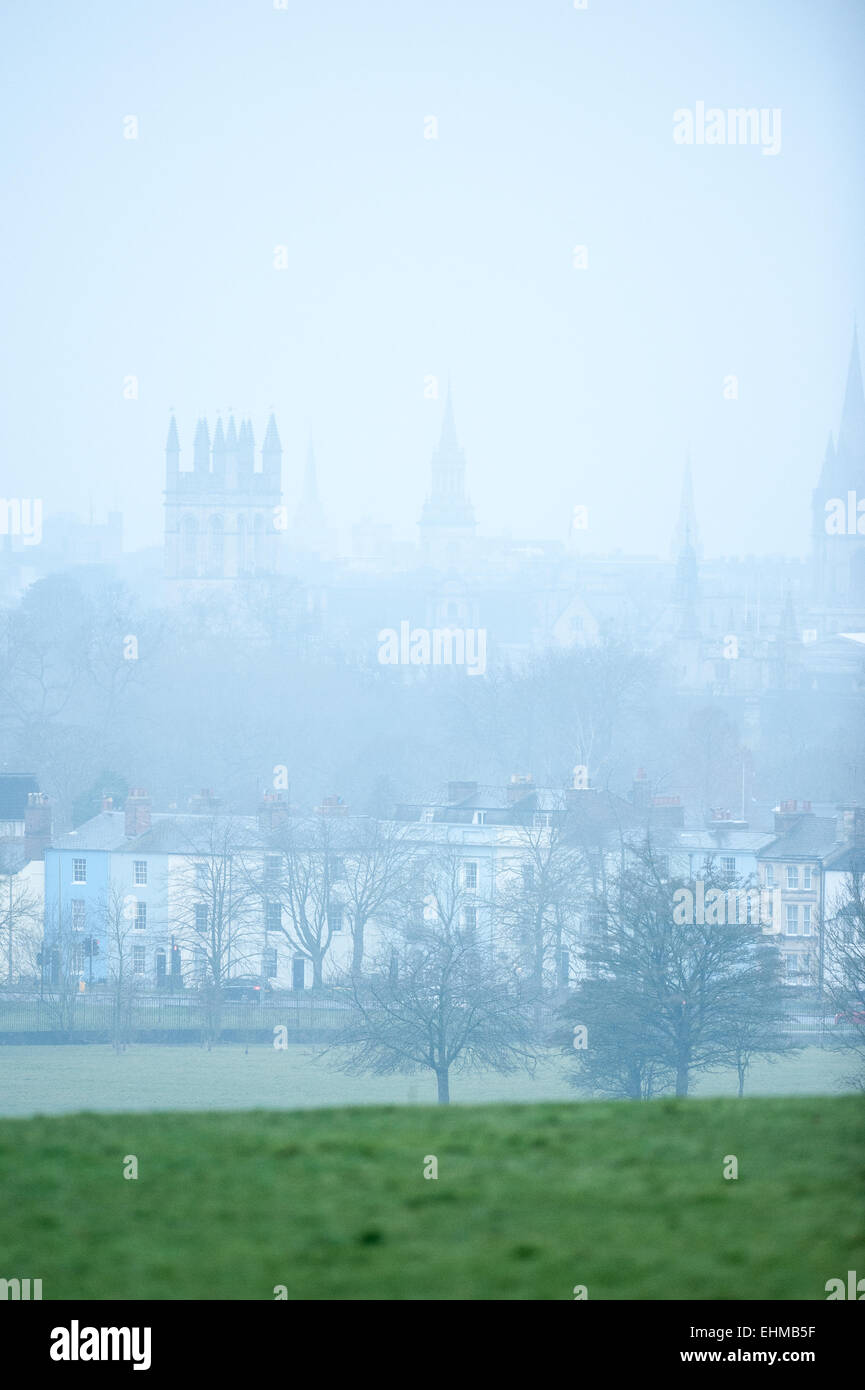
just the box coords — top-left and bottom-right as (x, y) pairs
(164, 413), (283, 582)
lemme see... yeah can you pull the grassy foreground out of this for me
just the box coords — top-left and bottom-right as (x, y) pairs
(0, 1095), (862, 1299)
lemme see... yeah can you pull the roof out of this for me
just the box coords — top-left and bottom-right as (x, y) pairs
(0, 774), (38, 821)
(823, 846), (865, 873)
(758, 815), (840, 859)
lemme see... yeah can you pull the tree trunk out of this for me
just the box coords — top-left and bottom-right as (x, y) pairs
(675, 1057), (689, 1097)
(435, 1067), (450, 1104)
(313, 956), (324, 989)
(351, 920), (365, 976)
(737, 1060), (746, 1098)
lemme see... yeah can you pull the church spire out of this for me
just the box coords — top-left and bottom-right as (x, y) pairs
(836, 325), (865, 471)
(439, 380), (459, 454)
(671, 456), (701, 560)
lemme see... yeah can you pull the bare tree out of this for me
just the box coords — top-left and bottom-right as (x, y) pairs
(0, 848), (41, 987)
(260, 813), (347, 989)
(339, 818), (415, 975)
(332, 917), (536, 1103)
(171, 817), (261, 1043)
(99, 884), (144, 1051)
(823, 868), (865, 1089)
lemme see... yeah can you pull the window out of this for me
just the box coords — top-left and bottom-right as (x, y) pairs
(262, 947), (277, 979)
(196, 862), (208, 889)
(71, 899), (86, 931)
(785, 905), (798, 936)
(803, 865), (812, 890)
(534, 813), (553, 829)
(194, 904), (208, 933)
(463, 861), (478, 891)
(330, 857), (346, 881)
(265, 901), (282, 932)
(133, 860), (147, 886)
(135, 902), (147, 931)
(461, 906), (477, 935)
(133, 945), (146, 974)
(764, 863), (775, 886)
(72, 858), (86, 883)
(328, 904), (344, 933)
(786, 865), (799, 890)
(71, 940), (86, 972)
(421, 808), (435, 824)
(472, 810), (486, 826)
(802, 905), (812, 936)
(721, 857), (736, 880)
(264, 854), (281, 881)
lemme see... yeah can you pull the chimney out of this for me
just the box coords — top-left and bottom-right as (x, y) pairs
(774, 799), (806, 834)
(631, 768), (650, 812)
(101, 794), (114, 812)
(188, 789), (222, 815)
(649, 795), (684, 829)
(316, 795), (348, 816)
(24, 792), (52, 861)
(447, 781), (477, 804)
(838, 805), (865, 848)
(125, 789), (151, 838)
(258, 792), (290, 835)
(507, 774), (535, 804)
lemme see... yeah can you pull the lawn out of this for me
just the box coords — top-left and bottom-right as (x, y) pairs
(0, 1096), (861, 1299)
(0, 1042), (855, 1117)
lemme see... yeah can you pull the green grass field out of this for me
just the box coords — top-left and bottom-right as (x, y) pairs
(0, 1095), (862, 1299)
(0, 1042), (855, 1116)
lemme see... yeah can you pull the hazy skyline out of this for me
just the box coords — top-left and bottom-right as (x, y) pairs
(2, 0), (864, 558)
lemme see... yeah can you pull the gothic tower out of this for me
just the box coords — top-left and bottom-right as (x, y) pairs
(812, 329), (865, 622)
(164, 413), (283, 582)
(418, 386), (477, 570)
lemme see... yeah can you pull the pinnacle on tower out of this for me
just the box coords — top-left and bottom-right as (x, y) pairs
(262, 412), (282, 477)
(193, 418), (210, 471)
(165, 415), (180, 454)
(211, 417), (226, 476)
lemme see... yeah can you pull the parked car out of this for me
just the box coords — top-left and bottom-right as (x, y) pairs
(222, 976), (273, 1002)
(834, 1009), (865, 1025)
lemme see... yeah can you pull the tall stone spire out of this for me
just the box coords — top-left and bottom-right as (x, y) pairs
(836, 326), (865, 483)
(292, 434), (328, 552)
(671, 456), (701, 560)
(419, 382), (477, 570)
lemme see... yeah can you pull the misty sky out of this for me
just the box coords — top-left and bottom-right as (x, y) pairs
(2, 0), (864, 557)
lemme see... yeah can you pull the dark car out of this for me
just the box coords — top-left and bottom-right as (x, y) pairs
(834, 1009), (865, 1025)
(223, 975), (273, 1002)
